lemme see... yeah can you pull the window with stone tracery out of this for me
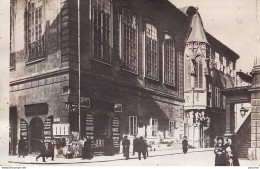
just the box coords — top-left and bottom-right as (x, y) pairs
(163, 34), (176, 86)
(145, 23), (158, 80)
(27, 0), (44, 62)
(194, 57), (203, 88)
(92, 0), (112, 63)
(121, 8), (138, 72)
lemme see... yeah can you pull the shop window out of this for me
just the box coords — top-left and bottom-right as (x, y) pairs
(91, 0), (112, 63)
(194, 56), (203, 88)
(169, 120), (174, 136)
(145, 23), (158, 80)
(151, 118), (158, 136)
(121, 8), (138, 73)
(27, 0), (44, 63)
(163, 34), (176, 86)
(129, 116), (137, 136)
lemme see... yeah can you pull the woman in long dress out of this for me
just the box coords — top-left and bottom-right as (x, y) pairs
(214, 137), (226, 166)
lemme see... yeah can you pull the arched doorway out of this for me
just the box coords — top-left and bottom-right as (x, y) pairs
(29, 117), (44, 153)
(93, 113), (109, 152)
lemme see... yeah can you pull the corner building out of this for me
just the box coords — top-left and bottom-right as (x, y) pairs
(9, 0), (189, 155)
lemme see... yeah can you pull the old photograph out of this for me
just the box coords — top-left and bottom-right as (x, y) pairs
(1, 0), (260, 166)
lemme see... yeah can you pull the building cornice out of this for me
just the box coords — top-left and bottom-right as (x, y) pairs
(79, 71), (185, 103)
(10, 68), (70, 86)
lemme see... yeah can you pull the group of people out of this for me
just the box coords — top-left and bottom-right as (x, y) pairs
(122, 136), (151, 160)
(214, 137), (240, 166)
(35, 139), (55, 162)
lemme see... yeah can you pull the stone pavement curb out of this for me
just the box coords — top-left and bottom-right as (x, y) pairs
(8, 148), (214, 165)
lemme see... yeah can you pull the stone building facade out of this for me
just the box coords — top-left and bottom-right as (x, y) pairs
(9, 0), (189, 155)
(182, 7), (239, 148)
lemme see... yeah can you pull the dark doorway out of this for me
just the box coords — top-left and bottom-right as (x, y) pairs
(29, 117), (44, 153)
(9, 107), (17, 155)
(94, 113), (109, 152)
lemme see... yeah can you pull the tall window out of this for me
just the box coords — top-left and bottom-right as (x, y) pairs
(215, 52), (219, 69)
(194, 57), (203, 88)
(209, 84), (212, 107)
(129, 116), (137, 136)
(164, 34), (176, 86)
(169, 120), (175, 136)
(10, 1), (15, 69)
(121, 9), (137, 72)
(215, 87), (220, 107)
(151, 118), (158, 136)
(92, 0), (111, 63)
(145, 23), (158, 80)
(27, 0), (44, 62)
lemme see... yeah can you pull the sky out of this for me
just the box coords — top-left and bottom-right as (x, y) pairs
(170, 0), (257, 73)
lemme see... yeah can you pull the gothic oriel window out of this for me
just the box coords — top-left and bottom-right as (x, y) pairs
(194, 57), (203, 88)
(163, 34), (176, 86)
(129, 116), (137, 136)
(121, 9), (138, 72)
(27, 0), (44, 62)
(92, 0), (112, 63)
(145, 23), (158, 80)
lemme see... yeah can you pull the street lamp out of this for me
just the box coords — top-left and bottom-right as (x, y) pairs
(240, 107), (246, 117)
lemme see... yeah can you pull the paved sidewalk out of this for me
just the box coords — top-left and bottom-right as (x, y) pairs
(8, 148), (213, 165)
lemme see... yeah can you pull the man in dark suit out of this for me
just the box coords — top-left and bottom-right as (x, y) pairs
(224, 138), (240, 166)
(36, 140), (46, 162)
(48, 139), (55, 161)
(122, 136), (130, 160)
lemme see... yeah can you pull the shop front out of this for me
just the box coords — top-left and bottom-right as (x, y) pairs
(69, 98), (122, 155)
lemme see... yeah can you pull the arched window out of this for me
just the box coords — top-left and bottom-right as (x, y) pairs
(92, 0), (112, 63)
(163, 34), (176, 86)
(145, 23), (158, 80)
(121, 8), (138, 72)
(194, 56), (203, 88)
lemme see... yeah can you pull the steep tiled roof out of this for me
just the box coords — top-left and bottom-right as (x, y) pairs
(186, 11), (209, 44)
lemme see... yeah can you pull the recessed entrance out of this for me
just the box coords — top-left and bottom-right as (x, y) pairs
(93, 113), (109, 151)
(29, 117), (44, 153)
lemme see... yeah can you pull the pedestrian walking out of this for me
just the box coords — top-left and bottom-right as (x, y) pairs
(48, 139), (55, 161)
(182, 136), (188, 154)
(214, 137), (226, 166)
(144, 140), (150, 157)
(82, 137), (93, 159)
(133, 135), (138, 155)
(36, 140), (46, 162)
(137, 136), (146, 160)
(18, 137), (27, 158)
(224, 138), (240, 166)
(122, 136), (130, 160)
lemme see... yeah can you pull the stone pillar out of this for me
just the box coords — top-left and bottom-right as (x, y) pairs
(224, 103), (235, 140)
(224, 103), (231, 135)
(248, 58), (260, 160)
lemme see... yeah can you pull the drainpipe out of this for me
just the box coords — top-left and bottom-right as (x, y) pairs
(78, 0), (81, 139)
